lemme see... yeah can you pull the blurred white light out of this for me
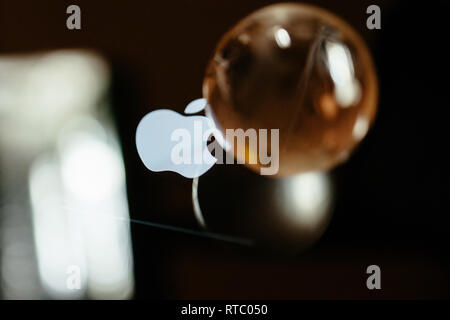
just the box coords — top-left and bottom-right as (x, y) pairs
(0, 51), (109, 153)
(283, 172), (332, 227)
(29, 128), (135, 299)
(1, 51), (134, 299)
(23, 52), (109, 117)
(352, 115), (370, 141)
(326, 42), (353, 85)
(29, 155), (87, 299)
(274, 27), (291, 49)
(334, 79), (361, 107)
(60, 133), (124, 202)
(326, 41), (361, 107)
(0, 205), (41, 299)
(59, 129), (134, 299)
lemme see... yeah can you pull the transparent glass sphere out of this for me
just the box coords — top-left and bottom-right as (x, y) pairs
(203, 3), (378, 176)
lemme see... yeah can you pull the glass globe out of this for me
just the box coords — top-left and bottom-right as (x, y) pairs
(203, 3), (378, 176)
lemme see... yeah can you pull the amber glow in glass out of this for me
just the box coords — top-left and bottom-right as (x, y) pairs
(203, 3), (378, 176)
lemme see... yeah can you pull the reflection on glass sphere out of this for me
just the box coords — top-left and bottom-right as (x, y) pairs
(194, 164), (334, 253)
(203, 3), (378, 176)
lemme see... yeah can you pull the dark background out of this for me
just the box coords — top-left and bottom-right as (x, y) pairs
(1, 0), (450, 299)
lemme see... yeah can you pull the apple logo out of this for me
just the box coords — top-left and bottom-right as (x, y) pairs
(136, 98), (218, 178)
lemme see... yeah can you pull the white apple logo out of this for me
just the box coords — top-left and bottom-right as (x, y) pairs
(136, 98), (218, 178)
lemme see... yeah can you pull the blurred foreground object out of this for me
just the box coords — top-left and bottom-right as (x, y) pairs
(0, 50), (134, 299)
(204, 3), (378, 175)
